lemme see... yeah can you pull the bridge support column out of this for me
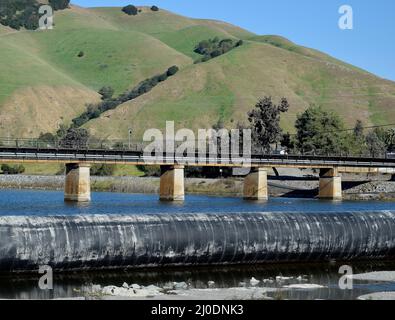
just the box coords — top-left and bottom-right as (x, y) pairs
(318, 168), (342, 201)
(244, 168), (268, 201)
(64, 163), (91, 202)
(160, 165), (185, 201)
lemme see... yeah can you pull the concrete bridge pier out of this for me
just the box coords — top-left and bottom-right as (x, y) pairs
(243, 168), (268, 201)
(64, 163), (91, 202)
(160, 165), (185, 201)
(318, 168), (342, 201)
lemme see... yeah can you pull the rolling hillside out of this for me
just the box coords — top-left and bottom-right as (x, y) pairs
(1, 4), (395, 140)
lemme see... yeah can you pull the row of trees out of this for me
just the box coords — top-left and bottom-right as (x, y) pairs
(71, 66), (179, 128)
(290, 107), (394, 157)
(247, 97), (395, 157)
(0, 0), (69, 30)
(194, 37), (243, 63)
(32, 96), (393, 178)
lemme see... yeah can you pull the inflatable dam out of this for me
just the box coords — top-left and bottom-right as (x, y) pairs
(1, 212), (395, 272)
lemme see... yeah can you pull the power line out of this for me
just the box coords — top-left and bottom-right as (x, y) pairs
(288, 123), (395, 136)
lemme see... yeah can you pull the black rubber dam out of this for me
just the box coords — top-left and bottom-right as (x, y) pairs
(1, 212), (395, 272)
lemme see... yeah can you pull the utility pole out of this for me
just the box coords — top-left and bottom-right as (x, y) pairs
(128, 127), (133, 150)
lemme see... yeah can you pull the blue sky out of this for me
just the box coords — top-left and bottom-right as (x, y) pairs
(71, 0), (395, 81)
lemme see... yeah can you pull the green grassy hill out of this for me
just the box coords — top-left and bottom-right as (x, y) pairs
(1, 4), (395, 140)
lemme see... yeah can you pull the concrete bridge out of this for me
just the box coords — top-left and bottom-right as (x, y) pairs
(1, 144), (395, 202)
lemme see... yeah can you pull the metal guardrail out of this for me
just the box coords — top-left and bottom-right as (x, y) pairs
(0, 137), (145, 152)
(0, 137), (394, 168)
(1, 147), (395, 168)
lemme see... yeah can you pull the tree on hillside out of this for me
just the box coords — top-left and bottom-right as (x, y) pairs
(295, 105), (349, 155)
(0, 0), (69, 30)
(353, 120), (364, 138)
(386, 128), (395, 152)
(167, 65), (179, 76)
(56, 124), (68, 139)
(366, 131), (386, 158)
(280, 132), (295, 152)
(99, 86), (114, 100)
(150, 5), (159, 11)
(122, 5), (138, 15)
(49, 0), (70, 10)
(248, 96), (289, 153)
(38, 132), (56, 146)
(194, 37), (243, 63)
(0, 0), (40, 30)
(373, 127), (395, 153)
(59, 128), (89, 149)
(346, 119), (367, 156)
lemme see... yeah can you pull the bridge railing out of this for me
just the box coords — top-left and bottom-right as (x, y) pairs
(0, 137), (146, 152)
(0, 137), (393, 160)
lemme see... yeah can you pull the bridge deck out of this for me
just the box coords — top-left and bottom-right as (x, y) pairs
(1, 146), (395, 173)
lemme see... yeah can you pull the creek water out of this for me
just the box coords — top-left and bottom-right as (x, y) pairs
(0, 189), (395, 300)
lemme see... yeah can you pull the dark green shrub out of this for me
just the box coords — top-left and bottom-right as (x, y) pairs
(59, 128), (89, 149)
(98, 86), (114, 100)
(48, 0), (70, 10)
(38, 132), (56, 144)
(167, 65), (179, 76)
(194, 37), (243, 63)
(122, 5), (138, 15)
(77, 51), (84, 58)
(158, 73), (168, 82)
(136, 165), (161, 177)
(210, 49), (222, 58)
(0, 0), (69, 30)
(91, 164), (116, 176)
(0, 0), (40, 30)
(151, 5), (159, 11)
(1, 164), (25, 175)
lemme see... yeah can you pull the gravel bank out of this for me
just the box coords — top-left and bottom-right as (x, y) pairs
(0, 174), (394, 200)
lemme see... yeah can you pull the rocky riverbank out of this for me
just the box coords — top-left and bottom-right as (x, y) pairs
(0, 174), (394, 200)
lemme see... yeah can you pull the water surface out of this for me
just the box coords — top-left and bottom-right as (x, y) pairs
(0, 189), (394, 216)
(1, 189), (395, 300)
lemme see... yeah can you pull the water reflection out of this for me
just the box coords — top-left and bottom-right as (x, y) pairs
(2, 262), (395, 300)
